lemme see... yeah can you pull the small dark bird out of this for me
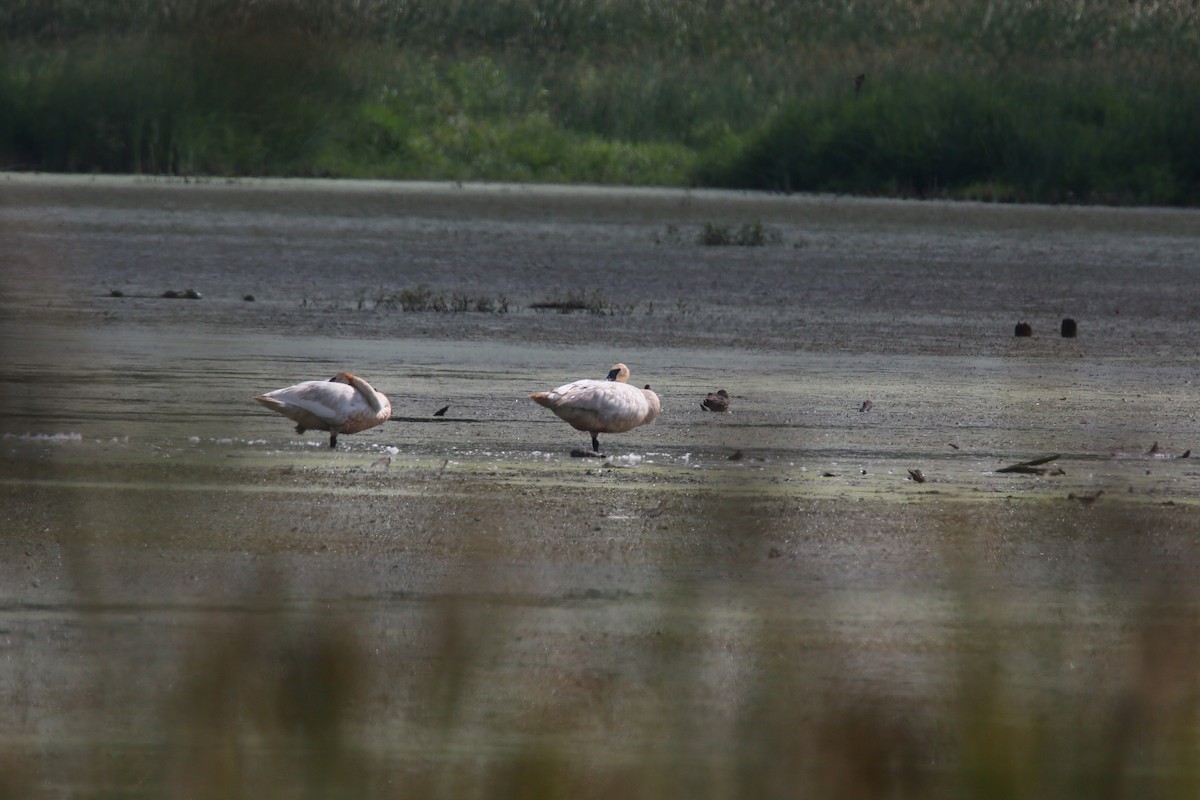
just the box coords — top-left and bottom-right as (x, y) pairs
(854, 73), (865, 93)
(701, 390), (731, 413)
(433, 405), (449, 417)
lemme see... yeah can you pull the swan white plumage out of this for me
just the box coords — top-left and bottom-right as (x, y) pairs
(529, 363), (660, 454)
(254, 371), (391, 448)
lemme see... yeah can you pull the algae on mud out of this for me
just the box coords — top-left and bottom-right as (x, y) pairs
(1, 175), (1199, 797)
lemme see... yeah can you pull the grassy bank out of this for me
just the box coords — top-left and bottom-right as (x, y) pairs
(2, 0), (1199, 201)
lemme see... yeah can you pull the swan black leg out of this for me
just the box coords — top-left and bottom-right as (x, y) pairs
(591, 433), (601, 453)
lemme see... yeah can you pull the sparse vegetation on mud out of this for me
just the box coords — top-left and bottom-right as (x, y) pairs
(530, 288), (632, 316)
(372, 285), (511, 313)
(698, 220), (782, 247)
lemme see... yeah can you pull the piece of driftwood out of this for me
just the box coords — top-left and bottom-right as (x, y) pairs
(529, 300), (590, 312)
(1068, 490), (1104, 505)
(996, 454), (1062, 474)
(642, 500), (670, 518)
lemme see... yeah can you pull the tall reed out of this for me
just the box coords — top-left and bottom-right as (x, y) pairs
(2, 0), (1198, 202)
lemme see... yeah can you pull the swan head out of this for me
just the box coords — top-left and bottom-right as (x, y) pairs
(641, 384), (662, 421)
(606, 363), (631, 383)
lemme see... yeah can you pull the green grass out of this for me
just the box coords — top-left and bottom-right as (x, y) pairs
(2, 0), (1199, 203)
(701, 69), (1200, 204)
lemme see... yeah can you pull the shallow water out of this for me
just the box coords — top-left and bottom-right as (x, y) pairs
(2, 175), (1199, 796)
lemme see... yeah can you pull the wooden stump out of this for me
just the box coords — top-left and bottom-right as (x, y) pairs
(1061, 318), (1077, 337)
(1014, 322), (1033, 337)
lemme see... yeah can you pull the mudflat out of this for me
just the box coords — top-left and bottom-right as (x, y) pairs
(2, 174), (1198, 796)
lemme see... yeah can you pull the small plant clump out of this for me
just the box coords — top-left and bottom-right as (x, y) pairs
(373, 285), (509, 313)
(699, 220), (781, 247)
(530, 289), (631, 315)
(699, 222), (732, 246)
(375, 284), (445, 312)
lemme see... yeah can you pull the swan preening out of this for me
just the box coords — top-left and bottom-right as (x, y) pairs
(254, 372), (391, 448)
(529, 363), (661, 454)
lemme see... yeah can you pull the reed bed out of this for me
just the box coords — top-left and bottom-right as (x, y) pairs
(3, 0), (1198, 202)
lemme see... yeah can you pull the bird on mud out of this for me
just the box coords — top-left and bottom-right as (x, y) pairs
(529, 363), (661, 456)
(701, 389), (730, 413)
(253, 371), (392, 448)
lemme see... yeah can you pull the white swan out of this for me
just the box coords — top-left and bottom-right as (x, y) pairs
(254, 371), (391, 448)
(529, 363), (660, 454)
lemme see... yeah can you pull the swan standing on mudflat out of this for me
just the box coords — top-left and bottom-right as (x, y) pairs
(529, 363), (661, 454)
(254, 371), (392, 448)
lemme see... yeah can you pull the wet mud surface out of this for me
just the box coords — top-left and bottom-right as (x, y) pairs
(2, 175), (1199, 792)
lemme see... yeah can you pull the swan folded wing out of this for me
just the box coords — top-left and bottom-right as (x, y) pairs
(256, 381), (357, 427)
(540, 380), (655, 432)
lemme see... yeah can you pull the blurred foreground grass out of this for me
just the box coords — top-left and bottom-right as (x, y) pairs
(1, 0), (1199, 203)
(1, 460), (1197, 799)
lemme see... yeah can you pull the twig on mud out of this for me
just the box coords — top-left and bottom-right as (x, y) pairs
(1067, 490), (1105, 504)
(996, 454), (1063, 474)
(642, 499), (670, 518)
